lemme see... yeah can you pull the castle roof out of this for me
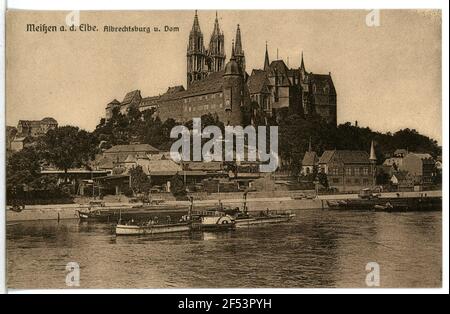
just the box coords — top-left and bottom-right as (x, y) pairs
(269, 60), (289, 75)
(224, 58), (240, 76)
(309, 73), (336, 95)
(106, 99), (120, 108)
(248, 70), (270, 94)
(167, 85), (185, 94)
(121, 90), (141, 105)
(41, 117), (57, 124)
(161, 71), (225, 101)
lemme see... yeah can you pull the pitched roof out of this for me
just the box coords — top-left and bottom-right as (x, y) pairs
(166, 85), (185, 94)
(121, 90), (141, 105)
(137, 158), (182, 175)
(302, 151), (318, 166)
(309, 73), (336, 95)
(161, 71), (225, 101)
(268, 60), (292, 86)
(184, 161), (223, 171)
(106, 99), (120, 108)
(318, 150), (335, 164)
(104, 144), (159, 154)
(248, 70), (270, 94)
(269, 60), (289, 76)
(140, 96), (160, 108)
(319, 150), (370, 164)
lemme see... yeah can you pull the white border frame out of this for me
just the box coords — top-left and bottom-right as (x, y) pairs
(1, 0), (448, 295)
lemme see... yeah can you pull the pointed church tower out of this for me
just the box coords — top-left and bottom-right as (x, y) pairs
(187, 10), (207, 88)
(207, 11), (226, 73)
(234, 24), (246, 74)
(264, 42), (270, 71)
(369, 140), (377, 162)
(299, 51), (306, 80)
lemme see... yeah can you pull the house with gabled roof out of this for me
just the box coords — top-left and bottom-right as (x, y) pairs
(318, 149), (375, 192)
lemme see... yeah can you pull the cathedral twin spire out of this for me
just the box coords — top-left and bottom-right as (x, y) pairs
(187, 11), (245, 88)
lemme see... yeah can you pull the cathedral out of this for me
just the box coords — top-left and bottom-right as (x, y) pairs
(105, 11), (337, 125)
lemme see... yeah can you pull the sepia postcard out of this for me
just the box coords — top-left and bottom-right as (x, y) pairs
(3, 8), (445, 294)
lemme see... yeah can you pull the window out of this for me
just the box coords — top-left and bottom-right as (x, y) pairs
(363, 167), (369, 175)
(345, 167), (352, 176)
(354, 167), (360, 176)
(332, 178), (340, 184)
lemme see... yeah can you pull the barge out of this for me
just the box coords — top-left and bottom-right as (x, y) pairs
(327, 195), (441, 212)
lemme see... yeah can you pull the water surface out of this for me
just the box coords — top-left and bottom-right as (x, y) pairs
(7, 209), (442, 289)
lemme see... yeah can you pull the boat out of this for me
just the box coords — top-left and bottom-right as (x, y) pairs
(201, 192), (296, 228)
(77, 203), (188, 222)
(115, 197), (232, 235)
(234, 210), (295, 228)
(190, 210), (236, 231)
(327, 194), (441, 212)
(115, 221), (190, 235)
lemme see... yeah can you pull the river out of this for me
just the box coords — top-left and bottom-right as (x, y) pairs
(7, 209), (441, 289)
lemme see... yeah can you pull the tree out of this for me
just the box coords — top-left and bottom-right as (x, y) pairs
(317, 172), (329, 189)
(129, 165), (151, 196)
(376, 168), (390, 185)
(38, 126), (99, 181)
(170, 172), (187, 198)
(6, 147), (41, 194)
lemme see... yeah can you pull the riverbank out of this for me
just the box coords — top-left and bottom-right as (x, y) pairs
(6, 190), (442, 222)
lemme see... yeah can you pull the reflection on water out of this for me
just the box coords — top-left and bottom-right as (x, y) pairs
(7, 210), (441, 289)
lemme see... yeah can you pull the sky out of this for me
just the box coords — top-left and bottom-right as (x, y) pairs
(6, 10), (442, 143)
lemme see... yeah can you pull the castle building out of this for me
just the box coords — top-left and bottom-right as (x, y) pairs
(16, 117), (58, 137)
(105, 11), (337, 126)
(248, 46), (336, 123)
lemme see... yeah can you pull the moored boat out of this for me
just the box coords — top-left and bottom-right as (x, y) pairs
(190, 210), (236, 231)
(115, 221), (190, 235)
(327, 195), (441, 212)
(206, 192), (296, 228)
(234, 211), (295, 228)
(77, 203), (188, 222)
